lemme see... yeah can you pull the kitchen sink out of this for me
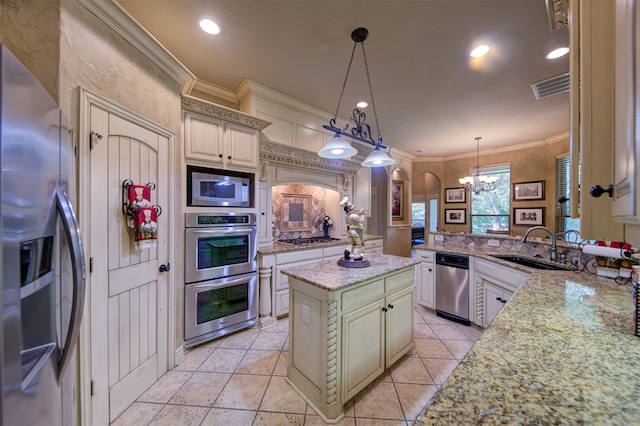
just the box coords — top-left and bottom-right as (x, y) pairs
(489, 254), (569, 271)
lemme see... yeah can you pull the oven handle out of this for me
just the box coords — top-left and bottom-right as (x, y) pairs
(190, 227), (256, 235)
(191, 275), (253, 290)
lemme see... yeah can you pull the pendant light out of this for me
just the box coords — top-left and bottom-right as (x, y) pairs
(320, 28), (395, 168)
(458, 137), (498, 194)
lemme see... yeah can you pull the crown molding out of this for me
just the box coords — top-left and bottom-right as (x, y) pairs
(181, 95), (271, 131)
(191, 79), (239, 104)
(260, 140), (360, 175)
(78, 0), (196, 93)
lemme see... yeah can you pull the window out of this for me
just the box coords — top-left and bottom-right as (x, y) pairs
(470, 165), (511, 234)
(555, 155), (580, 236)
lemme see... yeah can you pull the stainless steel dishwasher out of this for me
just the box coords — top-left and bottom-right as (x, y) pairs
(435, 253), (470, 325)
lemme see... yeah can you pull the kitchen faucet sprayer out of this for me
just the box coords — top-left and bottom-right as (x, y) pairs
(520, 226), (558, 262)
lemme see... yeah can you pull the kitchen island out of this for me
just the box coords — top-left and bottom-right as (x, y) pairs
(414, 240), (640, 424)
(281, 253), (419, 423)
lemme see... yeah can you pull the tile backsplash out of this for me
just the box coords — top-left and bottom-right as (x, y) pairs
(272, 185), (329, 239)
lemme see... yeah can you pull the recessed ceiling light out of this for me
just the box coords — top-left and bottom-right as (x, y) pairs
(357, 101), (368, 109)
(470, 45), (490, 58)
(546, 47), (569, 59)
(199, 19), (220, 35)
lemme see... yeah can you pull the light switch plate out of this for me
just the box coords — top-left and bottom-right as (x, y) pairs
(488, 239), (500, 247)
(435, 234), (444, 242)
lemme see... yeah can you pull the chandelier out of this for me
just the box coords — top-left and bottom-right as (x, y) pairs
(458, 137), (498, 194)
(318, 28), (395, 167)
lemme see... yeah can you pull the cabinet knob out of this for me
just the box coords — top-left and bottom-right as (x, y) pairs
(589, 184), (613, 198)
(381, 307), (388, 312)
(228, 155), (232, 160)
(387, 303), (394, 309)
(159, 263), (170, 272)
(218, 154), (223, 158)
(495, 296), (507, 304)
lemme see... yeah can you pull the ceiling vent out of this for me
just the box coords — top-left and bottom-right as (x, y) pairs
(531, 72), (570, 99)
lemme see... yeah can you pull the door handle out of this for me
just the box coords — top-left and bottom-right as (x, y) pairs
(159, 263), (171, 272)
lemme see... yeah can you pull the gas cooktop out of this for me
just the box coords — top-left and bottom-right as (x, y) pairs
(278, 237), (342, 245)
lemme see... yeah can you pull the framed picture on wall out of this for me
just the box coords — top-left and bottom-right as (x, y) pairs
(513, 207), (544, 226)
(444, 208), (466, 224)
(445, 187), (466, 203)
(391, 180), (403, 218)
(513, 180), (545, 201)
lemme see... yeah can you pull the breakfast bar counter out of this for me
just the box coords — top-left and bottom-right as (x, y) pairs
(281, 253), (419, 423)
(414, 242), (640, 425)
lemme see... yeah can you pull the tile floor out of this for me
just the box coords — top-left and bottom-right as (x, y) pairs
(111, 306), (483, 426)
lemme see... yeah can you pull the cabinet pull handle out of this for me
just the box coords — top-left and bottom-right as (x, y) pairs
(496, 297), (507, 304)
(387, 304), (394, 309)
(381, 307), (388, 312)
(589, 184), (613, 198)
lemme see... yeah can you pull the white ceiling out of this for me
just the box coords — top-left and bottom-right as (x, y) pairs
(116, 0), (570, 159)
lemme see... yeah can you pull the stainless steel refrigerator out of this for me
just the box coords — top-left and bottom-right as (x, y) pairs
(1, 45), (86, 425)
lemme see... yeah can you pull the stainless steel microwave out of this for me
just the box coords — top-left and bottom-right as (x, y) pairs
(187, 165), (253, 207)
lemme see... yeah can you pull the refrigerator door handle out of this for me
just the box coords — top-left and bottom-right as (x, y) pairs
(55, 185), (87, 378)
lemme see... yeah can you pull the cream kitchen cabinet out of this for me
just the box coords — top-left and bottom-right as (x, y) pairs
(257, 187), (273, 246)
(183, 110), (259, 170)
(286, 263), (415, 422)
(272, 248), (324, 318)
(365, 237), (384, 254)
(473, 258), (529, 328)
(355, 166), (371, 216)
(415, 249), (435, 309)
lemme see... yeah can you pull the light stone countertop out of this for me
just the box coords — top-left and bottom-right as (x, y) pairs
(414, 242), (640, 424)
(280, 252), (419, 291)
(257, 234), (384, 255)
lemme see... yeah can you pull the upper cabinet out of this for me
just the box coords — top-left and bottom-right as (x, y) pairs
(572, 0), (625, 241)
(182, 94), (271, 171)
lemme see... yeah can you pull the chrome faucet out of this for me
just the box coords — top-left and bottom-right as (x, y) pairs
(520, 226), (557, 262)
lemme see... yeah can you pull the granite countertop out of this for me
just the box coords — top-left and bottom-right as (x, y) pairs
(258, 234), (384, 255)
(280, 252), (419, 291)
(414, 242), (640, 424)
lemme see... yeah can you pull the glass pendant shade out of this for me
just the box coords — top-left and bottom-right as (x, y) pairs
(361, 148), (395, 167)
(318, 133), (358, 159)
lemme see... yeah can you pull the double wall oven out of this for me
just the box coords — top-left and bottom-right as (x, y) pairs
(184, 212), (257, 348)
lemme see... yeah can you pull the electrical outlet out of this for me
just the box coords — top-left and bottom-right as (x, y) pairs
(435, 234), (444, 242)
(488, 239), (500, 248)
(302, 304), (310, 324)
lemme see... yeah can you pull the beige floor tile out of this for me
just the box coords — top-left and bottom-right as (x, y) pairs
(137, 370), (193, 403)
(304, 414), (357, 425)
(253, 411), (305, 425)
(414, 323), (437, 339)
(216, 327), (260, 349)
(199, 348), (246, 373)
(263, 317), (290, 333)
(148, 404), (209, 426)
(273, 351), (289, 376)
(420, 312), (454, 325)
(354, 382), (404, 420)
(414, 311), (426, 324)
(395, 383), (438, 422)
(413, 339), (455, 359)
(429, 323), (471, 340)
(235, 349), (280, 375)
(442, 339), (475, 360)
(389, 357), (434, 385)
(354, 418), (408, 425)
(173, 346), (214, 371)
(200, 408), (257, 426)
(110, 402), (163, 426)
(251, 331), (288, 350)
(213, 373), (270, 410)
(258, 376), (307, 414)
(421, 358), (460, 385)
(169, 371), (230, 407)
(459, 324), (485, 341)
